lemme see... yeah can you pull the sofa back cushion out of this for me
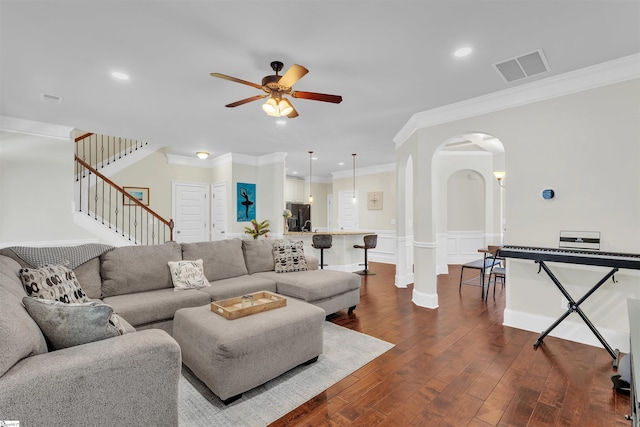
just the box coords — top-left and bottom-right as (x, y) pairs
(0, 255), (27, 300)
(0, 249), (102, 299)
(242, 239), (275, 274)
(181, 239), (248, 281)
(0, 287), (48, 377)
(100, 242), (182, 297)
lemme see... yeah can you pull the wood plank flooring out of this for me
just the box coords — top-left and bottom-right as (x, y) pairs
(270, 263), (631, 426)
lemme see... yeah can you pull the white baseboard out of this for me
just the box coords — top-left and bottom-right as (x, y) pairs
(503, 308), (630, 354)
(412, 288), (439, 309)
(395, 272), (413, 288)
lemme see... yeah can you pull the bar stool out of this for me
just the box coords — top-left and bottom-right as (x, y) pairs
(312, 234), (332, 269)
(354, 234), (377, 276)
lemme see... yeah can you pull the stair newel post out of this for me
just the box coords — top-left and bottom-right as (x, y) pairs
(169, 219), (174, 242)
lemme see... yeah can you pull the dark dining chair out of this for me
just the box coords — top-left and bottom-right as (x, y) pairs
(485, 245), (506, 301)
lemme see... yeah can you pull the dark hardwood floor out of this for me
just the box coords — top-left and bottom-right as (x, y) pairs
(270, 263), (631, 426)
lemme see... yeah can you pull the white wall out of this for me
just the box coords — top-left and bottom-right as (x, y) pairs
(0, 130), (98, 245)
(397, 76), (640, 350)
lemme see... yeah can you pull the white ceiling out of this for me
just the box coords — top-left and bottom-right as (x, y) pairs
(1, 1), (638, 178)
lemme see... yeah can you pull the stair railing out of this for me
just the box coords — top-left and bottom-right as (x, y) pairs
(75, 132), (148, 173)
(75, 155), (174, 244)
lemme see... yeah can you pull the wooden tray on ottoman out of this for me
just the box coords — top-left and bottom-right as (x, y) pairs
(210, 291), (287, 320)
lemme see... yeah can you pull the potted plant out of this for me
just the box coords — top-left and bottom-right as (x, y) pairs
(244, 219), (270, 239)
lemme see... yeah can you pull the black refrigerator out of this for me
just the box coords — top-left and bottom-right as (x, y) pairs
(286, 203), (311, 232)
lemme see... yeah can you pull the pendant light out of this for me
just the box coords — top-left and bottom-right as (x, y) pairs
(352, 153), (357, 203)
(308, 151), (314, 204)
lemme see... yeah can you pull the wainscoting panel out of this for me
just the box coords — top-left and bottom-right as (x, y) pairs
(368, 230), (396, 265)
(438, 231), (485, 269)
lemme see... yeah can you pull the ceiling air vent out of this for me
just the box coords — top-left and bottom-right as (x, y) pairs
(40, 93), (62, 104)
(493, 49), (550, 83)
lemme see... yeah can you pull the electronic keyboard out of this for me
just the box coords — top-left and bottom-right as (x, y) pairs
(498, 245), (640, 270)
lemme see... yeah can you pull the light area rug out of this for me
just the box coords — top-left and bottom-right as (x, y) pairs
(178, 321), (394, 427)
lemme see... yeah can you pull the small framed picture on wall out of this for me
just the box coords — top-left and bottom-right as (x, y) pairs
(123, 186), (150, 206)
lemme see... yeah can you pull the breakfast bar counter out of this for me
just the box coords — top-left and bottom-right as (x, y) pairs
(285, 231), (374, 272)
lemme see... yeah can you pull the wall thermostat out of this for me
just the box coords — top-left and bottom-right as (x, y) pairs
(542, 189), (555, 200)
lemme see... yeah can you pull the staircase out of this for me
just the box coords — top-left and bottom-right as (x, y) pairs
(74, 132), (173, 245)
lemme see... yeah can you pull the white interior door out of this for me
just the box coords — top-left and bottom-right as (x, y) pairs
(172, 182), (209, 243)
(211, 182), (227, 240)
(338, 190), (358, 230)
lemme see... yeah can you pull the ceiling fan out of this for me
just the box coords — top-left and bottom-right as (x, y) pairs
(210, 61), (342, 118)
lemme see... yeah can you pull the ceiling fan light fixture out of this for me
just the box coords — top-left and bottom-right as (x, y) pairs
(278, 98), (294, 116)
(262, 96), (294, 117)
(262, 98), (278, 115)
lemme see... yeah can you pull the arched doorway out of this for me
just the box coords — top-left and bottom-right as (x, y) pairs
(435, 133), (505, 274)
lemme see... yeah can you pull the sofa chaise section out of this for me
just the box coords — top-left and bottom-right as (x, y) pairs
(0, 256), (182, 427)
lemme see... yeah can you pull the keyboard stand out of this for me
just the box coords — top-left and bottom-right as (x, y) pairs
(534, 260), (620, 368)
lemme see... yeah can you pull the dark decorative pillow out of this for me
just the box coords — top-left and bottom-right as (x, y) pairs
(19, 264), (89, 303)
(273, 240), (308, 273)
(22, 297), (125, 350)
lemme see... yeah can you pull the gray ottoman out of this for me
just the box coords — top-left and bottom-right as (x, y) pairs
(173, 296), (325, 403)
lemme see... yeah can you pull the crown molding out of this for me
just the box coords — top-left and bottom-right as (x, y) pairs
(166, 151), (287, 168)
(0, 115), (74, 140)
(394, 53), (640, 148)
(332, 162), (396, 180)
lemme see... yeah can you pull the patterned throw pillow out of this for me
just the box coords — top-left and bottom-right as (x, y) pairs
(168, 259), (210, 291)
(273, 240), (308, 273)
(22, 297), (125, 350)
(19, 264), (89, 303)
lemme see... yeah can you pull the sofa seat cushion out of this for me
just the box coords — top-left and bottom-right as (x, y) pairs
(0, 287), (48, 377)
(103, 288), (210, 327)
(253, 270), (361, 302)
(197, 275), (277, 301)
(181, 239), (248, 281)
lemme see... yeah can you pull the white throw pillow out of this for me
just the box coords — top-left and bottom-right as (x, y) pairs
(168, 259), (210, 291)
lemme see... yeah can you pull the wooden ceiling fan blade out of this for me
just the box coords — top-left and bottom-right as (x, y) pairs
(291, 91), (342, 104)
(278, 64), (309, 88)
(210, 73), (262, 90)
(225, 94), (267, 108)
(287, 105), (299, 119)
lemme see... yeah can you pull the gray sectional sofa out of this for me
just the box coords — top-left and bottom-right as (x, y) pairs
(0, 237), (361, 426)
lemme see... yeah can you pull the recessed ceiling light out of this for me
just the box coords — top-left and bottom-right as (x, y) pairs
(454, 47), (472, 57)
(338, 162), (344, 166)
(312, 156), (318, 160)
(292, 171), (298, 175)
(111, 71), (130, 80)
(276, 119), (286, 125)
